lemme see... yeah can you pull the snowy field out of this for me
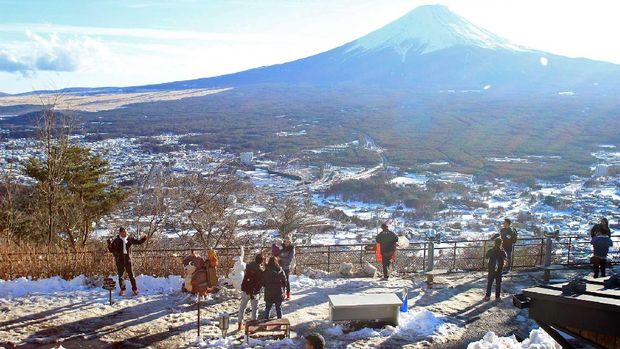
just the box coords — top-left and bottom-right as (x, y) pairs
(0, 266), (599, 349)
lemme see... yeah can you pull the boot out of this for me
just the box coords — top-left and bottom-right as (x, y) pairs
(132, 288), (139, 296)
(286, 291), (291, 301)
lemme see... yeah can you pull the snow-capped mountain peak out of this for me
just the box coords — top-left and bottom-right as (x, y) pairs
(347, 5), (523, 60)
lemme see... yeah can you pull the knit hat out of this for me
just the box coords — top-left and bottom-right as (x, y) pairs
(305, 333), (325, 349)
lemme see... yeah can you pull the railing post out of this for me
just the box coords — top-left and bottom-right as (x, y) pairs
(543, 236), (553, 283)
(482, 240), (487, 270)
(359, 245), (363, 266)
(544, 237), (552, 268)
(427, 241), (434, 272)
(452, 241), (457, 271)
(538, 238), (544, 266)
(327, 246), (331, 272)
(567, 237), (572, 265)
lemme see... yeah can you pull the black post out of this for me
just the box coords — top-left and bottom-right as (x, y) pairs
(109, 289), (112, 305)
(197, 299), (201, 337)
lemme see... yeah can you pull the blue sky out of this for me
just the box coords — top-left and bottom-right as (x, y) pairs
(1, 0), (618, 94)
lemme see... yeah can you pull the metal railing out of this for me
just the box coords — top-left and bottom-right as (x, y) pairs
(1, 235), (618, 279)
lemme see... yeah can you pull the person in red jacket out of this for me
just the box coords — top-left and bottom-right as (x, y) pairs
(107, 227), (147, 296)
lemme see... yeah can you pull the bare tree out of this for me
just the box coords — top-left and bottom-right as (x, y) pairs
(265, 196), (315, 237)
(0, 164), (23, 243)
(123, 164), (176, 245)
(179, 164), (252, 248)
(30, 99), (72, 245)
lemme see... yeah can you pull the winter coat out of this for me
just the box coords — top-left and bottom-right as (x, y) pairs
(591, 235), (613, 259)
(590, 224), (611, 237)
(263, 265), (286, 304)
(271, 243), (281, 257)
(486, 247), (507, 273)
(376, 229), (398, 256)
(499, 227), (518, 250)
(241, 261), (264, 296)
(107, 235), (146, 261)
(279, 245), (295, 271)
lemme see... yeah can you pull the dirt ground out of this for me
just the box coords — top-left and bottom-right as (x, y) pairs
(0, 267), (598, 349)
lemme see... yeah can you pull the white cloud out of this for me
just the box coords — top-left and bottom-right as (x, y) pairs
(0, 24), (321, 44)
(0, 31), (109, 74)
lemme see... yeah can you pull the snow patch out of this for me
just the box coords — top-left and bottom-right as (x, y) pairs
(467, 328), (560, 349)
(0, 274), (183, 298)
(540, 57), (548, 66)
(347, 5), (524, 60)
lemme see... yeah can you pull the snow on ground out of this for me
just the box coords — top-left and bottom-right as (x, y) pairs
(1, 268), (596, 348)
(390, 173), (429, 186)
(467, 329), (560, 349)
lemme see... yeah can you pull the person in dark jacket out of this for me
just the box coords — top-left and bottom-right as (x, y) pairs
(484, 238), (507, 301)
(279, 236), (295, 300)
(238, 254), (264, 330)
(590, 217), (611, 237)
(107, 227), (147, 296)
(591, 232), (613, 278)
(263, 256), (286, 319)
(376, 223), (398, 280)
(498, 218), (517, 273)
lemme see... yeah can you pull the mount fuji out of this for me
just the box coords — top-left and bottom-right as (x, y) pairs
(15, 4), (620, 96)
(134, 4), (620, 95)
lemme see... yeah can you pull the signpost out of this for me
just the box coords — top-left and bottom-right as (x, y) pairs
(197, 299), (201, 337)
(102, 277), (116, 305)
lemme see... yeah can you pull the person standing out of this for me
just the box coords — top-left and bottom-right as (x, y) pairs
(590, 217), (611, 237)
(279, 236), (296, 300)
(107, 227), (147, 296)
(499, 218), (518, 273)
(238, 254), (264, 330)
(591, 232), (613, 278)
(263, 256), (286, 319)
(376, 223), (398, 280)
(484, 238), (507, 301)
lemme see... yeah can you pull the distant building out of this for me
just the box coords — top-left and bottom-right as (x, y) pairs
(594, 164), (609, 177)
(240, 152), (254, 166)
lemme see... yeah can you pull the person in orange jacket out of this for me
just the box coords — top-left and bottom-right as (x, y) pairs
(206, 248), (219, 287)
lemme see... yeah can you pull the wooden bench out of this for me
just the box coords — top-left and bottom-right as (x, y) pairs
(244, 318), (290, 343)
(328, 293), (402, 326)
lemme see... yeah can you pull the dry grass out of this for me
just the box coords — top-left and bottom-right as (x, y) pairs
(0, 88), (232, 112)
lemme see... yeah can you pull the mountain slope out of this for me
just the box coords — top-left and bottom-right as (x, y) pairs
(141, 5), (620, 95)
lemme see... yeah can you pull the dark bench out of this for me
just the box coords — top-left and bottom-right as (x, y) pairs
(244, 318), (291, 343)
